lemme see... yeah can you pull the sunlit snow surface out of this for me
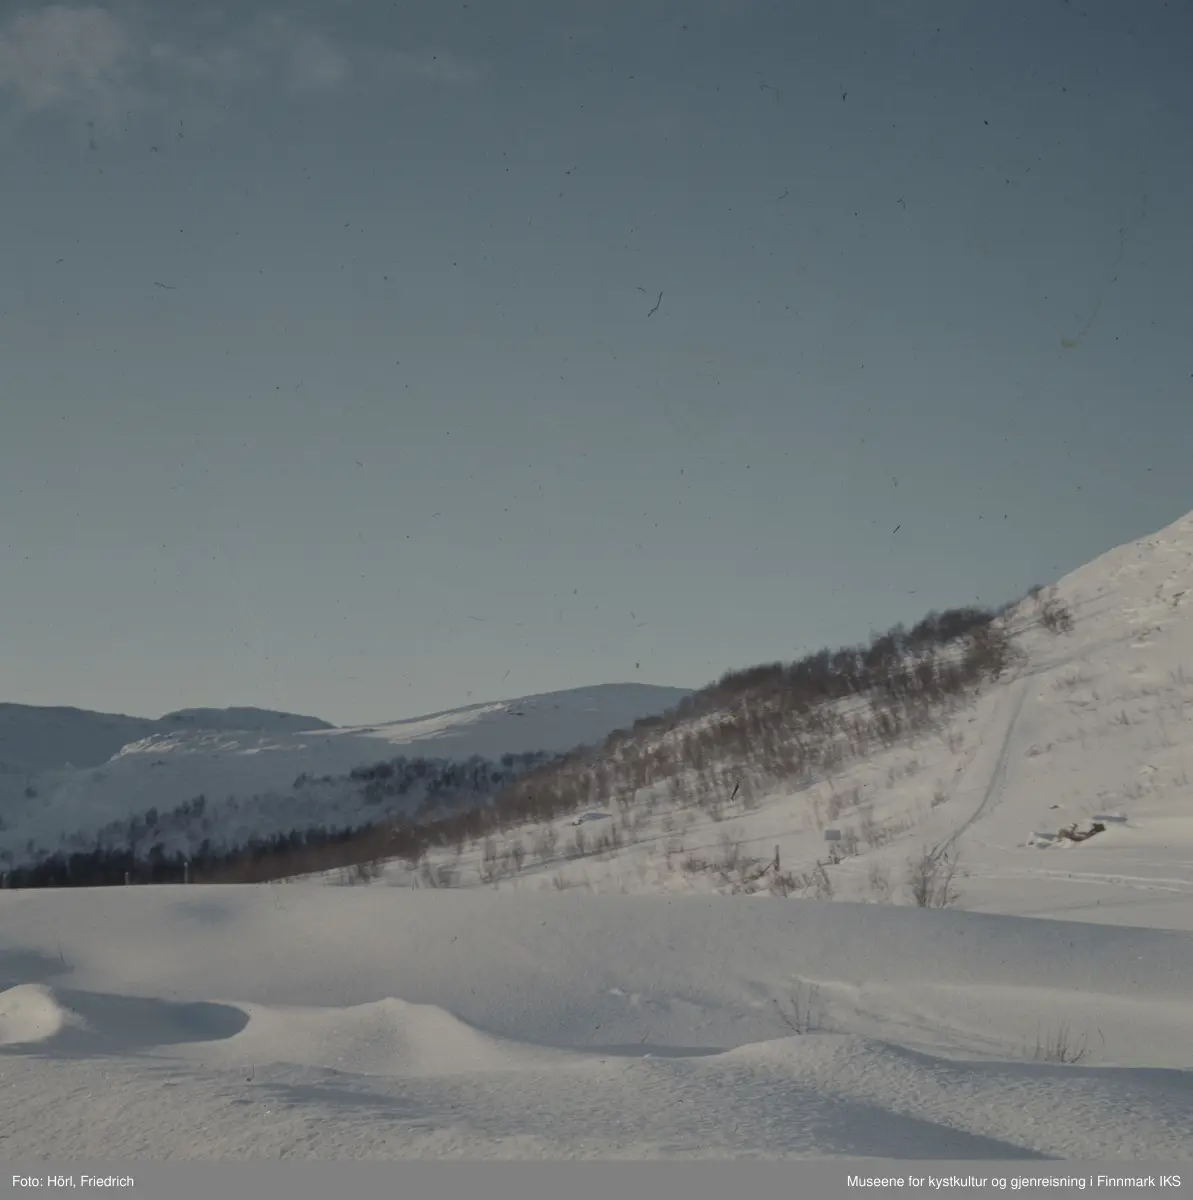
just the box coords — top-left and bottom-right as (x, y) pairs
(3, 890), (1193, 1158)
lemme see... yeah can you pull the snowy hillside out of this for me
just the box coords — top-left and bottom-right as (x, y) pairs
(314, 509), (1193, 933)
(0, 684), (691, 873)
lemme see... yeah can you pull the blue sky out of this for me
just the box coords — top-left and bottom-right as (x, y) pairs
(2, 0), (1191, 727)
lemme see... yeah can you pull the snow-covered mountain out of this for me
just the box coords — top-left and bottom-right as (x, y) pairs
(0, 684), (691, 871)
(0, 704), (334, 777)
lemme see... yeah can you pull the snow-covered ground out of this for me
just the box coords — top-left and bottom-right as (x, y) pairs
(0, 684), (692, 867)
(3, 889), (1193, 1158)
(3, 510), (1193, 1158)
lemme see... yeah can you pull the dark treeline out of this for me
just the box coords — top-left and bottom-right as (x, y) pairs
(1, 749), (555, 889)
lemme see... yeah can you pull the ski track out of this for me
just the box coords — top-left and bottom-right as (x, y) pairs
(930, 677), (1030, 863)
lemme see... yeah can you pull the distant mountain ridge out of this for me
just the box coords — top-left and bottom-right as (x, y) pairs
(0, 703), (335, 777)
(0, 683), (693, 873)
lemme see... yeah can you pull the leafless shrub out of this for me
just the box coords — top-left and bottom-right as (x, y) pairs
(856, 813), (883, 852)
(826, 788), (849, 821)
(859, 810), (917, 851)
(775, 979), (825, 1035)
(531, 825), (559, 864)
(479, 837), (502, 884)
(419, 860), (458, 888)
(717, 830), (743, 871)
(737, 775), (760, 811)
(766, 869), (799, 897)
(887, 759), (921, 786)
(508, 838), (526, 873)
(1036, 588), (1075, 635)
(620, 806), (646, 842)
(806, 860), (834, 899)
(590, 824), (623, 859)
(344, 858), (384, 885)
(1031, 1023), (1091, 1064)
(1054, 668), (1092, 692)
(906, 848), (960, 908)
(963, 620), (1020, 681)
(867, 862), (892, 902)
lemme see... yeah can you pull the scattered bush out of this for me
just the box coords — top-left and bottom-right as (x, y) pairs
(1031, 1023), (1091, 1064)
(906, 848), (961, 908)
(1036, 587), (1075, 635)
(867, 862), (892, 901)
(775, 979), (825, 1035)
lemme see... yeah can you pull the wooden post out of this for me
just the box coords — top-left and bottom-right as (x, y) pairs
(774, 845), (781, 873)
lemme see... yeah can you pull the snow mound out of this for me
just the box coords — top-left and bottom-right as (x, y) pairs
(212, 996), (577, 1077)
(3, 888), (1193, 1157)
(0, 983), (84, 1047)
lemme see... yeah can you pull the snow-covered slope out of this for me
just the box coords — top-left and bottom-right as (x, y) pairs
(306, 683), (693, 761)
(0, 684), (691, 868)
(332, 509), (1193, 934)
(2, 887), (1193, 1158)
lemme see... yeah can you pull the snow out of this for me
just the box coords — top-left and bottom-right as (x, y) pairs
(0, 683), (691, 867)
(3, 509), (1193, 1157)
(362, 510), (1193, 937)
(3, 889), (1193, 1158)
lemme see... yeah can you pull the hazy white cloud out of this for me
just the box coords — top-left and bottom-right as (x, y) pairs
(0, 6), (137, 115)
(0, 6), (476, 123)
